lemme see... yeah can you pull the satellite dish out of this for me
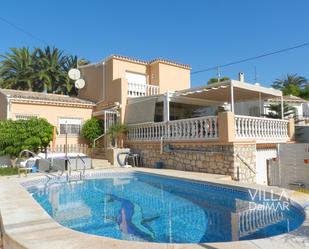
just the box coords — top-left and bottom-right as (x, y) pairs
(68, 68), (81, 80)
(75, 79), (85, 89)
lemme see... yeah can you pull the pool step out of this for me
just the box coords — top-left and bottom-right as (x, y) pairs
(92, 159), (113, 169)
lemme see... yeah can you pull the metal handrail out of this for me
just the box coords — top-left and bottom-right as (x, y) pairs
(236, 153), (256, 174)
(93, 134), (105, 149)
(76, 154), (86, 180)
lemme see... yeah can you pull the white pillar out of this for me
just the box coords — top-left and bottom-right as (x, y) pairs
(230, 84), (234, 113)
(281, 95), (284, 119)
(164, 92), (170, 122)
(259, 92), (262, 117)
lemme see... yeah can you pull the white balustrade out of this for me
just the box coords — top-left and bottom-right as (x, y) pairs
(127, 82), (160, 97)
(235, 115), (289, 140)
(127, 116), (218, 141)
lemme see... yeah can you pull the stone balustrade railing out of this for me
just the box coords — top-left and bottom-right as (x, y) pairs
(234, 115), (289, 140)
(127, 113), (292, 143)
(127, 82), (159, 97)
(127, 116), (218, 141)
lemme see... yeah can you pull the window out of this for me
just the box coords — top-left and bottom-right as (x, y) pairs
(15, 114), (38, 120)
(59, 118), (82, 135)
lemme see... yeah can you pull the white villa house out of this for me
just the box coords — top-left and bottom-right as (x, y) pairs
(0, 55), (296, 185)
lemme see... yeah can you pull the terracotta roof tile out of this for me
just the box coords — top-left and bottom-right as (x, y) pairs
(109, 54), (191, 69)
(0, 89), (95, 106)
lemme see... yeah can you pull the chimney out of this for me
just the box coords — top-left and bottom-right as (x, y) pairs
(238, 72), (245, 82)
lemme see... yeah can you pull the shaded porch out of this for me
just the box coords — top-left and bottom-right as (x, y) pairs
(126, 80), (294, 143)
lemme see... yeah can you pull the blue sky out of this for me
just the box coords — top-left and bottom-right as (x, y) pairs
(1, 0), (309, 87)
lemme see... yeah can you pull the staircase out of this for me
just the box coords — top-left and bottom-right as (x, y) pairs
(90, 147), (114, 169)
(92, 159), (113, 169)
(91, 147), (107, 159)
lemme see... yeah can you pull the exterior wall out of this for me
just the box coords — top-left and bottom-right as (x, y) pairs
(0, 92), (7, 119)
(79, 64), (104, 102)
(126, 141), (257, 183)
(233, 144), (256, 183)
(154, 62), (191, 93)
(79, 57), (191, 123)
(112, 58), (148, 80)
(9, 102), (93, 146)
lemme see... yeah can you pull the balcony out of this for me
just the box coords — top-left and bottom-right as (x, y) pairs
(127, 112), (293, 143)
(127, 82), (159, 97)
(128, 116), (218, 141)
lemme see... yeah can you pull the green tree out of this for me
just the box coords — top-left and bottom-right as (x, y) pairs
(263, 103), (296, 119)
(0, 46), (89, 96)
(0, 47), (36, 90)
(208, 77), (230, 85)
(63, 55), (89, 71)
(0, 118), (53, 158)
(34, 46), (69, 93)
(272, 74), (308, 91)
(81, 118), (104, 147)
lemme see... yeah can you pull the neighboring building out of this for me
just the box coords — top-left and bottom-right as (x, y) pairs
(0, 89), (95, 146)
(265, 94), (309, 123)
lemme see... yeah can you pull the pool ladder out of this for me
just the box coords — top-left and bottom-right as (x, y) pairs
(66, 155), (86, 182)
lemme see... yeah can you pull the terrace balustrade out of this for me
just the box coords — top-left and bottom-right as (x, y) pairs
(127, 82), (160, 97)
(234, 115), (289, 140)
(127, 112), (293, 143)
(128, 116), (218, 141)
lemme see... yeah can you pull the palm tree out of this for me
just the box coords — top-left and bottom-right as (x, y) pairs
(107, 124), (128, 148)
(263, 103), (296, 119)
(63, 55), (89, 71)
(34, 46), (68, 94)
(0, 48), (36, 90)
(0, 46), (90, 96)
(62, 55), (90, 96)
(272, 74), (308, 90)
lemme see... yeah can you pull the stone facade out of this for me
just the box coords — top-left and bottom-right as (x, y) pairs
(126, 141), (257, 183)
(233, 144), (256, 183)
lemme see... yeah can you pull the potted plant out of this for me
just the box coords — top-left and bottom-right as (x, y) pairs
(107, 123), (128, 148)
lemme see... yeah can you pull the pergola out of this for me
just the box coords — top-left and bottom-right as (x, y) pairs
(167, 80), (283, 120)
(125, 80), (283, 124)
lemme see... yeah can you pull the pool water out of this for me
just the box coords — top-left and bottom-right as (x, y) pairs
(27, 173), (305, 243)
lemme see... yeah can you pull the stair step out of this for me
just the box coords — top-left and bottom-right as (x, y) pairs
(92, 159), (113, 169)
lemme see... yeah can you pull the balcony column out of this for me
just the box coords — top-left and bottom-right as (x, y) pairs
(259, 92), (262, 117)
(281, 95), (284, 119)
(230, 83), (234, 113)
(164, 92), (170, 122)
(288, 118), (295, 141)
(218, 111), (235, 143)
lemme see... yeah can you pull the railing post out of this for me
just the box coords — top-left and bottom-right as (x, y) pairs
(218, 111), (235, 143)
(288, 118), (295, 141)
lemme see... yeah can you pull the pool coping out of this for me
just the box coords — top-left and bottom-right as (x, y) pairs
(0, 168), (308, 249)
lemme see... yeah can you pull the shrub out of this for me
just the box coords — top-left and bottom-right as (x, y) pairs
(0, 118), (54, 158)
(81, 118), (103, 147)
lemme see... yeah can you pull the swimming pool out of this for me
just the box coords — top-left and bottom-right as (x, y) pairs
(26, 172), (305, 243)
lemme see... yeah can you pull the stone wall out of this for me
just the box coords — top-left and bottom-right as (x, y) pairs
(126, 141), (257, 183)
(233, 144), (256, 183)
